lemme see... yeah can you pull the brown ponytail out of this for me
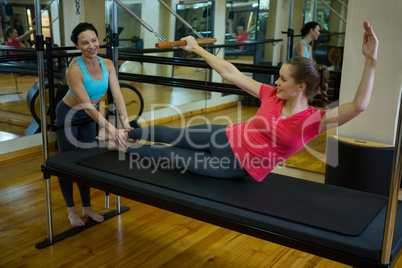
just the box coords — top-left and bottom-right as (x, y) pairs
(317, 64), (329, 107)
(285, 57), (330, 108)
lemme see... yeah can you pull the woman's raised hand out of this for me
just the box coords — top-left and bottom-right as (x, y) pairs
(180, 36), (199, 52)
(362, 21), (378, 61)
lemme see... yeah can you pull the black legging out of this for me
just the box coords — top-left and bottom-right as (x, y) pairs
(126, 124), (248, 178)
(56, 101), (96, 207)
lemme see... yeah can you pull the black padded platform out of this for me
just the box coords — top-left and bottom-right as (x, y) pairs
(77, 150), (386, 237)
(42, 148), (402, 267)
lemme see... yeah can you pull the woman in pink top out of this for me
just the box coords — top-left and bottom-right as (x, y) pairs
(4, 26), (35, 55)
(100, 21), (378, 182)
(229, 20), (256, 50)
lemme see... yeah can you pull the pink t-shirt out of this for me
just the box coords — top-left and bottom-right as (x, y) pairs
(236, 32), (248, 50)
(5, 37), (25, 55)
(226, 84), (327, 181)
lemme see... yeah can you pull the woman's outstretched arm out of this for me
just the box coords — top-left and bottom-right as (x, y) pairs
(319, 21), (378, 132)
(180, 36), (263, 98)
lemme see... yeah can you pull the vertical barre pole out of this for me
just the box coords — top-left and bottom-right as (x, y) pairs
(112, 0), (121, 214)
(286, 0), (294, 60)
(35, 0), (53, 243)
(112, 1), (119, 74)
(312, 0), (317, 22)
(381, 91), (402, 264)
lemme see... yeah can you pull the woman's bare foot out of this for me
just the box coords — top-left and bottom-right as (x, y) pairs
(82, 207), (104, 223)
(67, 207), (85, 227)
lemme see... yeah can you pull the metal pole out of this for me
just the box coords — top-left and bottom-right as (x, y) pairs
(113, 0), (167, 42)
(286, 0), (294, 60)
(312, 0), (317, 22)
(112, 1), (119, 74)
(157, 0), (204, 39)
(381, 92), (402, 264)
(35, 0), (53, 243)
(112, 0), (121, 214)
(30, 0), (56, 25)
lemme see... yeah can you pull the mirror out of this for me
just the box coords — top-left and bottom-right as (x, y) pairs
(302, 0), (347, 70)
(171, 1), (214, 106)
(105, 2), (142, 48)
(0, 0), (60, 144)
(106, 0), (214, 125)
(225, 0), (258, 63)
(0, 0), (347, 152)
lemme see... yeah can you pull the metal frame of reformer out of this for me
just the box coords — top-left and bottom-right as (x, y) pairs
(32, 0), (402, 267)
(39, 156), (400, 268)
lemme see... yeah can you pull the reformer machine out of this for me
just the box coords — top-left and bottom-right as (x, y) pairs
(34, 1), (402, 267)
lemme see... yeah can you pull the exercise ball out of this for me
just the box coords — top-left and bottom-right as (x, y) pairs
(119, 61), (143, 74)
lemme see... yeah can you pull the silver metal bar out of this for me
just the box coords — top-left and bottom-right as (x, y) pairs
(112, 0), (122, 214)
(157, 0), (204, 39)
(319, 0), (347, 24)
(113, 0), (167, 42)
(381, 92), (402, 264)
(312, 0), (317, 22)
(115, 195), (121, 213)
(35, 0), (53, 243)
(105, 194), (110, 211)
(31, 0), (56, 25)
(112, 1), (119, 74)
(288, 0), (293, 33)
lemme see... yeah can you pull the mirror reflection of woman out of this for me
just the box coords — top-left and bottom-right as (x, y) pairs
(292, 22), (321, 60)
(4, 26), (35, 55)
(229, 20), (256, 51)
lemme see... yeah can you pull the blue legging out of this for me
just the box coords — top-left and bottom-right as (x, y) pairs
(126, 125), (248, 178)
(56, 101), (97, 207)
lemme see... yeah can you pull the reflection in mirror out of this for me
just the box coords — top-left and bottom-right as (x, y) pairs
(0, 0), (60, 144)
(225, 0), (258, 65)
(174, 1), (214, 42)
(301, 0), (348, 71)
(171, 1), (214, 115)
(108, 1), (214, 118)
(105, 1), (142, 49)
(173, 0), (214, 80)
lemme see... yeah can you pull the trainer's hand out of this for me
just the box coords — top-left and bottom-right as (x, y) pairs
(115, 129), (129, 150)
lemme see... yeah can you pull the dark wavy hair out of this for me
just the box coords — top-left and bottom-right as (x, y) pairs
(285, 57), (329, 107)
(70, 22), (98, 44)
(300, 21), (320, 37)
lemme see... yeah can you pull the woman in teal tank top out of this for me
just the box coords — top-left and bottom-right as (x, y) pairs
(292, 22), (321, 60)
(55, 22), (132, 227)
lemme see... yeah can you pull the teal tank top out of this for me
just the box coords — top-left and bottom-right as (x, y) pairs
(69, 56), (109, 100)
(292, 39), (311, 58)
